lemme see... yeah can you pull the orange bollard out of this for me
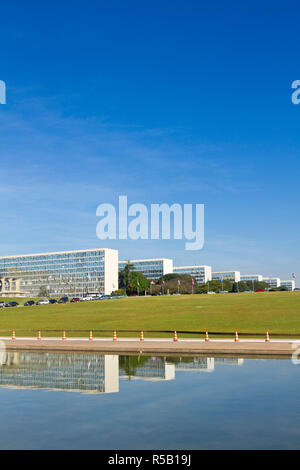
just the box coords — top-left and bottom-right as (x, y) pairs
(62, 330), (66, 341)
(140, 330), (144, 342)
(37, 330), (41, 341)
(89, 331), (93, 341)
(234, 331), (239, 342)
(11, 330), (16, 341)
(173, 330), (178, 342)
(205, 331), (209, 342)
(113, 330), (117, 341)
(265, 331), (270, 342)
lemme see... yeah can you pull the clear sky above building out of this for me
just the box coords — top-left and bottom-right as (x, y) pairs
(0, 0), (299, 283)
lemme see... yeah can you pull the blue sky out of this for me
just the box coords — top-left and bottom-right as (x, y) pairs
(0, 0), (299, 282)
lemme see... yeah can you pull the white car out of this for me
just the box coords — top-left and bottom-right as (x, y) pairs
(36, 299), (50, 305)
(80, 296), (94, 301)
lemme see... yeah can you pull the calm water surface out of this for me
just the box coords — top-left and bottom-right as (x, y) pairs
(0, 350), (299, 449)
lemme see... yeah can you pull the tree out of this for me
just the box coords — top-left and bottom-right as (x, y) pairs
(236, 281), (248, 292)
(207, 280), (222, 292)
(111, 288), (126, 296)
(119, 262), (135, 294)
(129, 271), (150, 295)
(38, 285), (49, 297)
(157, 273), (197, 294)
(119, 264), (149, 295)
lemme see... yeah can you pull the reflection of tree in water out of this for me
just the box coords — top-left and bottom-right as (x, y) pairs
(119, 355), (150, 379)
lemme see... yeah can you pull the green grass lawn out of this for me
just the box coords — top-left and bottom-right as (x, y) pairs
(0, 291), (300, 338)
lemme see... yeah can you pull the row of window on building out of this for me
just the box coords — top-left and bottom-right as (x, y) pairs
(0, 248), (296, 297)
(119, 259), (295, 291)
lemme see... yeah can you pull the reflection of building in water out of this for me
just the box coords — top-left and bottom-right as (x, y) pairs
(214, 358), (244, 366)
(0, 352), (119, 394)
(175, 357), (215, 372)
(120, 357), (175, 381)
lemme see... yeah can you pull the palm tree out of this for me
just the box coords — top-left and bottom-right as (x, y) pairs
(120, 261), (135, 294)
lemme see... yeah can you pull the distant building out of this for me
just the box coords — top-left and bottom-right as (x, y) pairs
(212, 271), (240, 282)
(262, 277), (280, 288)
(240, 274), (263, 282)
(173, 265), (212, 284)
(118, 258), (173, 281)
(280, 280), (295, 291)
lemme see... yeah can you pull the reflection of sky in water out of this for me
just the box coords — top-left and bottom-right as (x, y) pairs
(0, 353), (299, 449)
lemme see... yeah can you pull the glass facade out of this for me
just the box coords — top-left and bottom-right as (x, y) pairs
(262, 277), (280, 288)
(280, 280), (295, 291)
(240, 274), (263, 282)
(0, 248), (115, 297)
(212, 271), (240, 282)
(118, 259), (173, 281)
(173, 266), (211, 284)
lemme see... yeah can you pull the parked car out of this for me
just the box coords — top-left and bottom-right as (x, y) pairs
(58, 296), (69, 303)
(5, 301), (19, 307)
(49, 299), (58, 304)
(36, 299), (50, 305)
(71, 297), (81, 303)
(80, 296), (94, 301)
(207, 291), (216, 294)
(24, 300), (35, 306)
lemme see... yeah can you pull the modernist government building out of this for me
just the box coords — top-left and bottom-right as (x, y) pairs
(0, 247), (295, 297)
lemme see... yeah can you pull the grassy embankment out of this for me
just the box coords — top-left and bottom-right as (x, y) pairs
(0, 291), (299, 338)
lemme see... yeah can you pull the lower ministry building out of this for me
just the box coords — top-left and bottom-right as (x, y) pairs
(262, 277), (280, 288)
(118, 258), (173, 281)
(0, 248), (118, 297)
(173, 265), (212, 284)
(240, 274), (263, 282)
(280, 280), (295, 291)
(212, 271), (241, 282)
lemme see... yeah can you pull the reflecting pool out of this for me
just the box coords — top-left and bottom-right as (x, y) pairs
(0, 350), (299, 449)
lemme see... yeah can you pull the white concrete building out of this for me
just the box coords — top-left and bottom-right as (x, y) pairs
(280, 280), (295, 291)
(118, 258), (173, 281)
(173, 265), (212, 284)
(262, 277), (280, 288)
(212, 271), (240, 282)
(240, 274), (263, 282)
(0, 248), (119, 297)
